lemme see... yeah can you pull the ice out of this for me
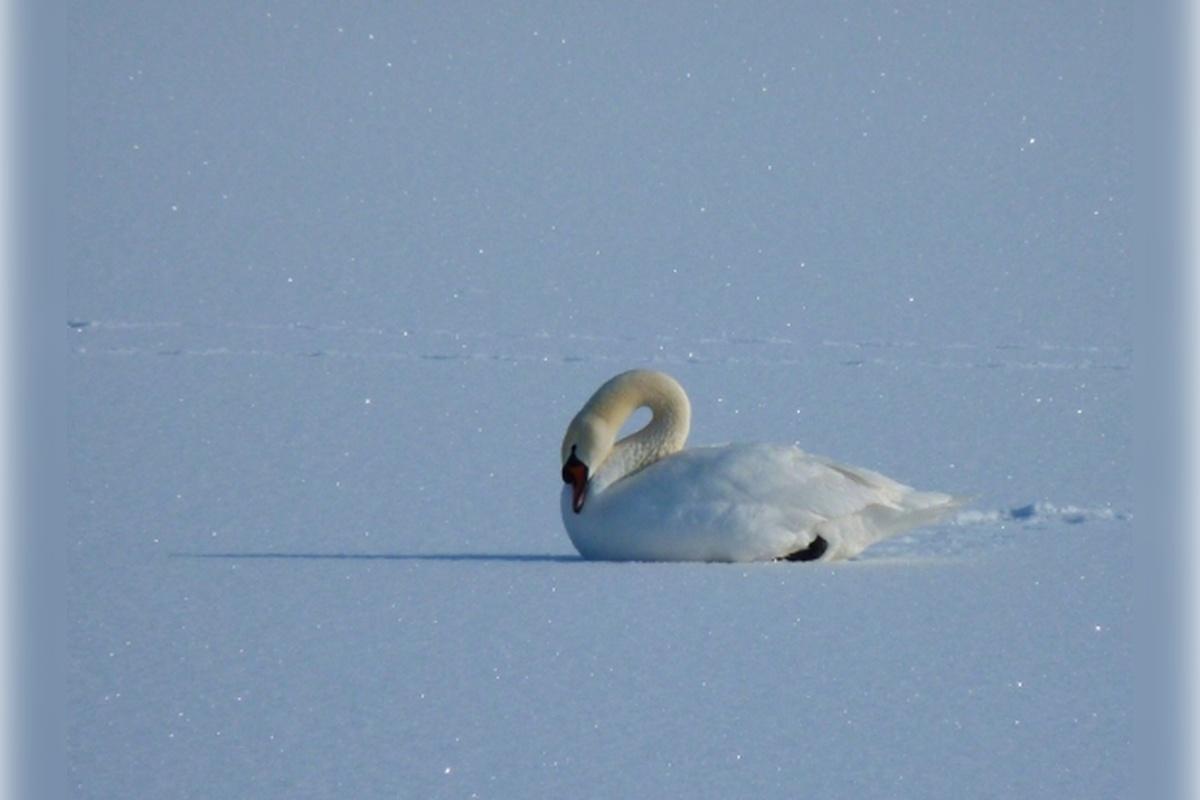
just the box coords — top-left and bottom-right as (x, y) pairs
(67, 3), (1131, 798)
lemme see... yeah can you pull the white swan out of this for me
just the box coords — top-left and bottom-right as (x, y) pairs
(560, 369), (962, 562)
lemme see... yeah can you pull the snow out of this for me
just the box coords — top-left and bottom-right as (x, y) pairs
(67, 3), (1131, 798)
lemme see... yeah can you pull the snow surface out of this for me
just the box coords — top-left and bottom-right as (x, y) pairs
(68, 3), (1131, 798)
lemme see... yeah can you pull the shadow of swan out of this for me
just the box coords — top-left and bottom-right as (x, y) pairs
(170, 551), (583, 564)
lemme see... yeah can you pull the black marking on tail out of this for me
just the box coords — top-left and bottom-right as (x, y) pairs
(780, 535), (828, 562)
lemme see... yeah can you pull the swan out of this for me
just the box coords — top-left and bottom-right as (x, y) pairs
(560, 369), (963, 562)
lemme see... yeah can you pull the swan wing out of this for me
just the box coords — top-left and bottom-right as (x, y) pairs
(570, 443), (958, 562)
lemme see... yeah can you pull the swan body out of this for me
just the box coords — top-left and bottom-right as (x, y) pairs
(560, 370), (962, 562)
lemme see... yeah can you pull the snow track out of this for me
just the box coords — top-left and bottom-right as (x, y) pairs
(69, 319), (1131, 373)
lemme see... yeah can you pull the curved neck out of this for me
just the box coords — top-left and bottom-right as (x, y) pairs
(584, 371), (691, 493)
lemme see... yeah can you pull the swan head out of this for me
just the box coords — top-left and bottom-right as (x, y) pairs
(560, 413), (614, 513)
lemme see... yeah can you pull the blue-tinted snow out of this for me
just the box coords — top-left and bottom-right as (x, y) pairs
(68, 3), (1131, 798)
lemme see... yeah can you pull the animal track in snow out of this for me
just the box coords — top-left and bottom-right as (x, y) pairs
(860, 502), (1131, 561)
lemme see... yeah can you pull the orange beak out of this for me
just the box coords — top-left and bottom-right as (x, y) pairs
(561, 449), (589, 513)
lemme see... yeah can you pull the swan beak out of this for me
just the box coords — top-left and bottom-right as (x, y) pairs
(562, 453), (589, 513)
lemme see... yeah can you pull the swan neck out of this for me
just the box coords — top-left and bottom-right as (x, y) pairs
(584, 371), (691, 491)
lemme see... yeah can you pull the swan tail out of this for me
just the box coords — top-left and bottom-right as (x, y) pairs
(814, 493), (966, 559)
(902, 491), (971, 516)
